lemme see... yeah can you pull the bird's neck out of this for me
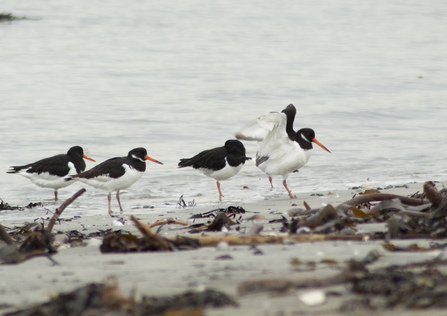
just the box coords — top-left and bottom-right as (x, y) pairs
(286, 117), (295, 139)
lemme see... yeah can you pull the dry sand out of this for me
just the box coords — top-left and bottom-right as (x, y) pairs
(1, 182), (446, 315)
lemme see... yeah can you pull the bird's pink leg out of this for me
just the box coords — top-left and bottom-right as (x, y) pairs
(283, 180), (297, 199)
(116, 191), (123, 213)
(217, 181), (223, 202)
(108, 193), (113, 216)
(269, 177), (274, 190)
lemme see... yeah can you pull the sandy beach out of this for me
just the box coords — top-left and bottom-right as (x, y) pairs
(1, 182), (447, 315)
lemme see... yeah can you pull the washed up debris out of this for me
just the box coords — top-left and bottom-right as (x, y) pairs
(189, 212), (237, 232)
(0, 199), (19, 211)
(148, 219), (189, 231)
(141, 288), (238, 315)
(189, 206), (246, 219)
(176, 194), (196, 208)
(5, 276), (238, 316)
(100, 216), (199, 253)
(0, 189), (85, 264)
(0, 13), (28, 22)
(239, 251), (447, 311)
(270, 182), (447, 238)
(168, 234), (366, 247)
(384, 182), (447, 238)
(382, 242), (439, 252)
(100, 215), (365, 253)
(0, 199), (44, 211)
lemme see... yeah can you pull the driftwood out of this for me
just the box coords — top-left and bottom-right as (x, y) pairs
(340, 193), (428, 210)
(424, 181), (447, 217)
(130, 215), (171, 251)
(46, 188), (86, 233)
(168, 233), (366, 247)
(147, 219), (189, 229)
(0, 224), (14, 246)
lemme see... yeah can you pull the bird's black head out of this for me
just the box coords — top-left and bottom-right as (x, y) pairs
(296, 128), (331, 153)
(297, 128), (315, 143)
(281, 104), (296, 116)
(128, 147), (164, 164)
(224, 139), (247, 156)
(128, 147), (148, 161)
(67, 146), (85, 157)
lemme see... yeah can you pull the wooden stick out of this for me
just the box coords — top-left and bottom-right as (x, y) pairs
(130, 215), (171, 250)
(148, 219), (189, 229)
(0, 224), (14, 245)
(45, 188), (86, 234)
(167, 234), (367, 247)
(423, 182), (441, 207)
(339, 193), (428, 210)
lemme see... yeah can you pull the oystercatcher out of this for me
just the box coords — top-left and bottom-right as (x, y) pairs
(66, 147), (163, 216)
(178, 139), (251, 201)
(235, 104), (331, 198)
(7, 146), (95, 201)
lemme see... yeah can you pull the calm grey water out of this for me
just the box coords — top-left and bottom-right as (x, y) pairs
(1, 0), (446, 218)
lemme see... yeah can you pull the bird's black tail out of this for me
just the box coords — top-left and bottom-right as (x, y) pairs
(178, 158), (194, 168)
(7, 165), (28, 174)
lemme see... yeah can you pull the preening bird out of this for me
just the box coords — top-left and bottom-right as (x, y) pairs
(235, 104), (331, 198)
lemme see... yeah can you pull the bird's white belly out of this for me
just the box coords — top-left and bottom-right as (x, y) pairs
(199, 163), (243, 181)
(79, 166), (144, 192)
(20, 171), (74, 189)
(258, 142), (312, 179)
(18, 162), (77, 189)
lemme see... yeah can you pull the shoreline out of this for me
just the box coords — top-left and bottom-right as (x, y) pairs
(1, 181), (446, 315)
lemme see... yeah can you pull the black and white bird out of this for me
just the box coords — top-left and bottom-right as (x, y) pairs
(178, 139), (251, 201)
(65, 147), (163, 216)
(235, 104), (331, 198)
(7, 146), (95, 201)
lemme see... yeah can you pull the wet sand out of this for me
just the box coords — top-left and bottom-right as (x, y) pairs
(0, 182), (446, 315)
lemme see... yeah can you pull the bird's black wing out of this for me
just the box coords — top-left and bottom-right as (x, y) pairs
(9, 154), (71, 177)
(178, 147), (226, 171)
(72, 157), (126, 179)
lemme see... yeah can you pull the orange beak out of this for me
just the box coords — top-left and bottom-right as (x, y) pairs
(83, 154), (96, 162)
(145, 155), (163, 165)
(312, 138), (331, 153)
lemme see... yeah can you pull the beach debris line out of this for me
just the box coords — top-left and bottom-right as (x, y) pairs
(274, 182), (447, 237)
(4, 275), (238, 316)
(0, 189), (86, 264)
(99, 214), (367, 254)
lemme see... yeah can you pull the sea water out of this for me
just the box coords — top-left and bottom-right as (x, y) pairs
(1, 0), (446, 218)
